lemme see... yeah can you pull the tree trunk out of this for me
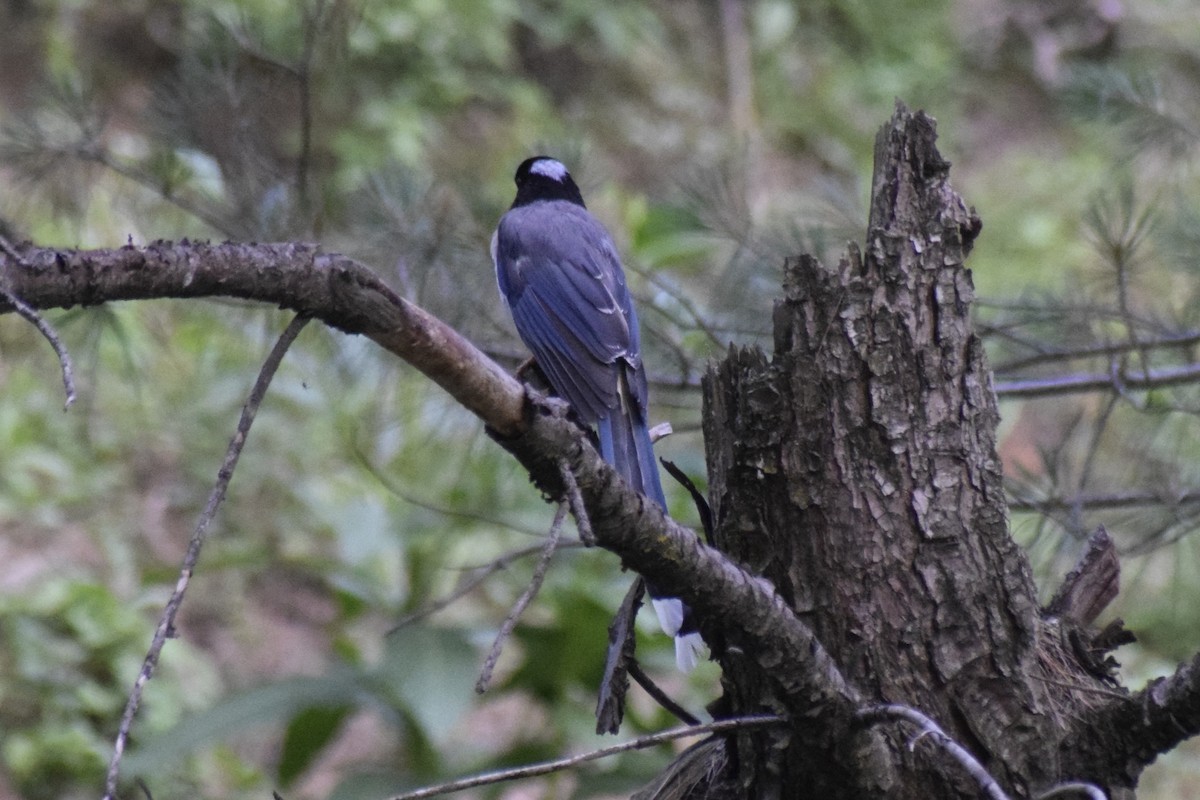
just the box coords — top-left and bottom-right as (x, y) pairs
(699, 104), (1099, 798)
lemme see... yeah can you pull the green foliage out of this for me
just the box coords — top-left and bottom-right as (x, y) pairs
(0, 579), (183, 799)
(122, 625), (478, 792)
(4, 0), (1200, 797)
(279, 704), (353, 787)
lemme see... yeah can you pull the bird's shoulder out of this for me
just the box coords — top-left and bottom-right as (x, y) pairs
(497, 200), (620, 264)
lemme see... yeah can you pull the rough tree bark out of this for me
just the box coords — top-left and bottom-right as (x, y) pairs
(692, 103), (1185, 799)
(4, 103), (1200, 799)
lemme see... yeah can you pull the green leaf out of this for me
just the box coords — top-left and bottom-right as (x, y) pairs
(278, 704), (353, 787)
(373, 626), (476, 744)
(122, 674), (363, 777)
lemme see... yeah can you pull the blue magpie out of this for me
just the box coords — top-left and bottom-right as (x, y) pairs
(492, 156), (703, 671)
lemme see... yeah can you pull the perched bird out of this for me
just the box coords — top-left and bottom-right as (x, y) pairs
(492, 156), (703, 671)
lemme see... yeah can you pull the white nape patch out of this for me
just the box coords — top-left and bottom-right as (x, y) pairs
(530, 158), (570, 182)
(651, 598), (685, 636)
(675, 632), (706, 673)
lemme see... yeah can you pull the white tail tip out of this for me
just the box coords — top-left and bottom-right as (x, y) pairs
(675, 632), (706, 672)
(651, 598), (684, 636)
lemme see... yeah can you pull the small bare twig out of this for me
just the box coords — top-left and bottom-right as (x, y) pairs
(976, 298), (1169, 334)
(629, 264), (726, 350)
(991, 330), (1200, 374)
(85, 149), (234, 236)
(1073, 396), (1118, 520)
(388, 715), (785, 800)
(353, 442), (548, 537)
(0, 233), (28, 263)
(994, 362), (1200, 398)
(660, 457), (714, 546)
(0, 236), (76, 409)
(102, 314), (310, 800)
(1035, 781), (1108, 800)
(1029, 674), (1129, 700)
(1008, 487), (1200, 513)
(295, 0), (328, 220)
(392, 540), (585, 631)
(559, 458), (595, 545)
(629, 661), (701, 726)
(856, 704), (1009, 800)
(475, 501), (568, 693)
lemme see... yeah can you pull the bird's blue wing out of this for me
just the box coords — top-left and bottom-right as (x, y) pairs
(495, 201), (645, 423)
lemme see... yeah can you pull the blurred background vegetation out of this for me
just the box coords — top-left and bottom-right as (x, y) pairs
(3, 0), (1200, 797)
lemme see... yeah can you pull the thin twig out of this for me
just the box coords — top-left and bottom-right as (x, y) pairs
(628, 661), (701, 726)
(0, 282), (76, 409)
(559, 457), (595, 545)
(660, 458), (713, 546)
(630, 265), (726, 350)
(392, 540), (585, 631)
(1068, 395), (1119, 533)
(991, 331), (1200, 374)
(85, 149), (234, 236)
(976, 298), (1168, 332)
(1035, 781), (1108, 800)
(596, 577), (645, 734)
(102, 314), (310, 800)
(0, 233), (28, 263)
(352, 442), (548, 537)
(0, 235), (77, 408)
(1008, 487), (1200, 513)
(295, 0), (328, 219)
(856, 704), (1009, 800)
(476, 501), (568, 693)
(995, 362), (1200, 398)
(387, 715), (785, 800)
(1029, 674), (1129, 701)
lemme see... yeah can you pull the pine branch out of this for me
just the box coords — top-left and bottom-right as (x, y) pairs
(995, 362), (1200, 398)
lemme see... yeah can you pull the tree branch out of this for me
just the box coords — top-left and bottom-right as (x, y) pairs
(388, 715), (784, 800)
(1044, 527), (1119, 627)
(1008, 487), (1200, 513)
(991, 330), (1200, 374)
(0, 238), (858, 736)
(995, 362), (1200, 398)
(0, 234), (76, 408)
(390, 540), (586, 631)
(0, 240), (525, 433)
(1070, 650), (1200, 788)
(855, 705), (1010, 800)
(475, 501), (568, 693)
(491, 391), (860, 723)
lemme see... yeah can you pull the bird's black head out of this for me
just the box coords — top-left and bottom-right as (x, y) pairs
(511, 156), (586, 209)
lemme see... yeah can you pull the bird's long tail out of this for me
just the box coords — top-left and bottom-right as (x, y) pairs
(597, 373), (704, 672)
